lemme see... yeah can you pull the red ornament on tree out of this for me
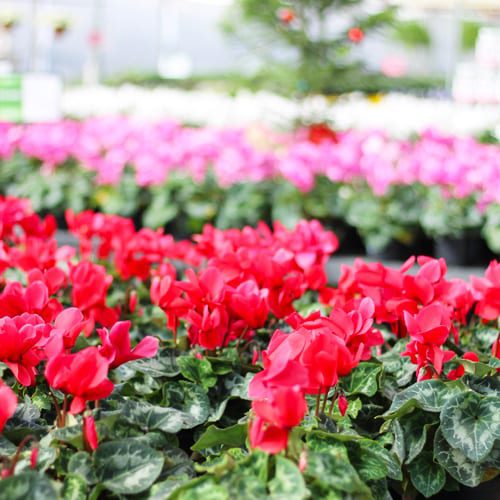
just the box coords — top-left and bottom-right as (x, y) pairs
(88, 30), (103, 47)
(277, 8), (295, 25)
(348, 26), (364, 43)
(307, 123), (339, 145)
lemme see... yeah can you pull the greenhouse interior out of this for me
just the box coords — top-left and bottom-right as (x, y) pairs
(0, 0), (499, 498)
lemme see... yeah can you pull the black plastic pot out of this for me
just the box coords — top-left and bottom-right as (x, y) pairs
(465, 235), (496, 267)
(433, 477), (500, 500)
(434, 236), (468, 266)
(434, 234), (497, 267)
(366, 240), (406, 261)
(334, 223), (365, 256)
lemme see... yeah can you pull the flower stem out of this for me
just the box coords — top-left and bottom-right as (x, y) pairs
(8, 435), (37, 476)
(314, 388), (322, 417)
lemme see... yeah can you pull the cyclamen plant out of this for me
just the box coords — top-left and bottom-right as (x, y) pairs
(0, 194), (498, 498)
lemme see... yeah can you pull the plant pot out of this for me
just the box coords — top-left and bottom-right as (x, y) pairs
(366, 240), (406, 261)
(53, 26), (68, 38)
(434, 236), (468, 266)
(433, 477), (500, 500)
(2, 21), (16, 31)
(333, 223), (364, 256)
(466, 235), (496, 267)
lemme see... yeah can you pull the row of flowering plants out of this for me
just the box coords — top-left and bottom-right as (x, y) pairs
(0, 119), (499, 255)
(0, 194), (498, 498)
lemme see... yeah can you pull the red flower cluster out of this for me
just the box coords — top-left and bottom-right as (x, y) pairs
(322, 256), (473, 336)
(402, 303), (456, 380)
(0, 198), (159, 442)
(66, 209), (199, 280)
(322, 257), (499, 380)
(152, 220), (338, 349)
(0, 380), (17, 432)
(1, 194), (498, 460)
(248, 298), (382, 453)
(348, 26), (364, 43)
(471, 260), (500, 322)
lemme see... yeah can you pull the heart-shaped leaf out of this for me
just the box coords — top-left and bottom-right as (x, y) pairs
(0, 471), (55, 499)
(341, 362), (382, 397)
(440, 391), (500, 462)
(269, 456), (308, 499)
(94, 440), (164, 495)
(407, 451), (446, 498)
(434, 428), (487, 487)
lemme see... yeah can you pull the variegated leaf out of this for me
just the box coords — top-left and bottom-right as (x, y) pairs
(384, 379), (467, 418)
(62, 473), (87, 500)
(434, 428), (486, 487)
(122, 400), (186, 434)
(127, 347), (180, 378)
(269, 456), (308, 499)
(0, 471), (56, 499)
(399, 410), (438, 464)
(163, 381), (211, 428)
(94, 440), (164, 495)
(68, 451), (98, 484)
(192, 423), (247, 452)
(341, 362), (382, 397)
(407, 451), (446, 498)
(440, 391), (500, 462)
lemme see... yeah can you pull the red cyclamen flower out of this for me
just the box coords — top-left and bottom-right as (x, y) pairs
(83, 414), (99, 451)
(98, 320), (159, 368)
(0, 313), (49, 386)
(0, 380), (17, 432)
(44, 346), (114, 414)
(249, 385), (306, 454)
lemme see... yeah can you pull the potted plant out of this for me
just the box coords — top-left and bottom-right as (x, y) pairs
(0, 14), (19, 31)
(420, 188), (485, 266)
(52, 17), (71, 38)
(344, 183), (425, 260)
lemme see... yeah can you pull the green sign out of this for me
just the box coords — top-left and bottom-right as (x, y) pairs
(0, 74), (22, 122)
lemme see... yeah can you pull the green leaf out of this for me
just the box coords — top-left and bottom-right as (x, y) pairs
(163, 381), (211, 428)
(383, 379), (466, 418)
(163, 448), (195, 477)
(459, 359), (497, 377)
(192, 423), (247, 452)
(218, 452), (268, 497)
(62, 474), (88, 500)
(0, 471), (56, 499)
(224, 372), (253, 400)
(407, 451), (446, 498)
(177, 355), (217, 390)
(367, 478), (392, 500)
(348, 439), (402, 482)
(465, 375), (500, 396)
(127, 348), (180, 377)
(390, 420), (405, 465)
(122, 400), (186, 434)
(94, 440), (164, 495)
(170, 476), (230, 500)
(345, 441), (387, 482)
(341, 362), (382, 397)
(148, 476), (191, 500)
(399, 410), (438, 464)
(143, 187), (178, 228)
(16, 447), (57, 473)
(0, 436), (17, 455)
(269, 456), (308, 499)
(305, 448), (370, 496)
(68, 451), (98, 484)
(434, 428), (487, 487)
(195, 454), (235, 475)
(440, 391), (500, 462)
(51, 424), (84, 449)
